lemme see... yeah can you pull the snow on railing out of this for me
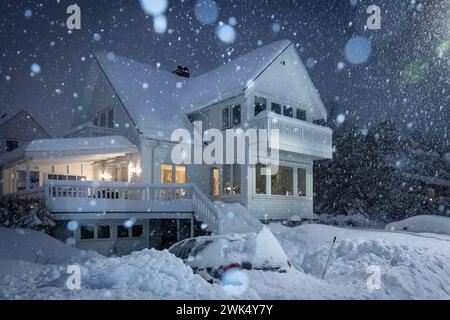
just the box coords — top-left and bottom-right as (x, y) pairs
(43, 180), (219, 234)
(251, 112), (332, 158)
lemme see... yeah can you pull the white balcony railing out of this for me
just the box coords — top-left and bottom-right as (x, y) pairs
(42, 180), (220, 234)
(64, 122), (119, 138)
(251, 112), (332, 159)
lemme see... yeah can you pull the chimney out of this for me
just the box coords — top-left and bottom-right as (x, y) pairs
(172, 65), (190, 78)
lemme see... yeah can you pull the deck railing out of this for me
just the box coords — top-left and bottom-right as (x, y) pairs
(42, 180), (219, 234)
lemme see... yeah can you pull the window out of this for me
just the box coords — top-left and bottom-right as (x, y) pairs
(175, 165), (186, 184)
(233, 165), (241, 194)
(271, 103), (281, 114)
(161, 164), (186, 184)
(223, 165), (241, 195)
(283, 106), (293, 118)
(93, 118), (99, 126)
(161, 164), (173, 183)
(132, 225), (143, 237)
(6, 140), (19, 152)
(108, 110), (114, 128)
(255, 163), (267, 195)
(271, 166), (293, 196)
(296, 109), (306, 121)
(297, 168), (307, 197)
(117, 225), (129, 238)
(232, 105), (241, 125)
(97, 226), (111, 239)
(80, 226), (94, 240)
(254, 96), (267, 116)
(223, 165), (232, 195)
(222, 108), (230, 129)
(210, 168), (220, 197)
(100, 113), (106, 127)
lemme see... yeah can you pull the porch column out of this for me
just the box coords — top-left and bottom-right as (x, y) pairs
(25, 157), (31, 191)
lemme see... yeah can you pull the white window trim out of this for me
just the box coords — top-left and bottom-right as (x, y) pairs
(253, 162), (311, 199)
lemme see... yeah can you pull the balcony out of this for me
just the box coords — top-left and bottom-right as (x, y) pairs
(65, 122), (119, 138)
(251, 112), (332, 159)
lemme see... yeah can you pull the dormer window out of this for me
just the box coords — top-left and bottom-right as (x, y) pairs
(254, 96), (267, 116)
(222, 105), (241, 129)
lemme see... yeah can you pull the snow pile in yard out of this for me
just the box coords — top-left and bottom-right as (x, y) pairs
(0, 228), (249, 299)
(213, 201), (263, 235)
(270, 223), (450, 299)
(0, 227), (92, 265)
(385, 215), (450, 235)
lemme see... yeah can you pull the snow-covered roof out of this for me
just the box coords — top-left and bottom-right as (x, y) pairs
(25, 136), (137, 158)
(94, 40), (296, 140)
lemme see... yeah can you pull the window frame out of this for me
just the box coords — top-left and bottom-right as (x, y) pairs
(254, 164), (309, 198)
(222, 164), (241, 196)
(254, 96), (267, 116)
(222, 107), (231, 129)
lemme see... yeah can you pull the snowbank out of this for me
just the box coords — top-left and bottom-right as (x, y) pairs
(0, 227), (92, 265)
(385, 215), (450, 235)
(270, 223), (450, 299)
(318, 213), (371, 227)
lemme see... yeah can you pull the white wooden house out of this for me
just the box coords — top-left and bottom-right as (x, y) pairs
(0, 40), (332, 256)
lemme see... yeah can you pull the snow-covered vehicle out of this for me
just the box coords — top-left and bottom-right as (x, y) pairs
(168, 227), (292, 282)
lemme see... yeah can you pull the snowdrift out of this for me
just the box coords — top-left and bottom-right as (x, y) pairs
(270, 223), (450, 299)
(385, 215), (450, 235)
(0, 227), (91, 265)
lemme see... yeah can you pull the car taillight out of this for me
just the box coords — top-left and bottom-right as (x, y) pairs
(221, 263), (242, 272)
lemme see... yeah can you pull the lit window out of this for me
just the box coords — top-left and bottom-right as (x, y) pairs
(161, 164), (173, 183)
(254, 96), (267, 116)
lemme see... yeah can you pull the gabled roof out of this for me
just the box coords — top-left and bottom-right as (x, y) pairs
(0, 110), (52, 138)
(94, 40), (324, 140)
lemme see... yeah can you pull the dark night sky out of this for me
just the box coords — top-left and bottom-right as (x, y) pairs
(0, 0), (449, 137)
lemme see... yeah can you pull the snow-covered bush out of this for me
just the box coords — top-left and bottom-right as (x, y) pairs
(0, 196), (55, 233)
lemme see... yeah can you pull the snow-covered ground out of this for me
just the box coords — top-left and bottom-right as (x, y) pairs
(1, 217), (450, 300)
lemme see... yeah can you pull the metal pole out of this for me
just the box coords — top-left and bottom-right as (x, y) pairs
(321, 236), (337, 279)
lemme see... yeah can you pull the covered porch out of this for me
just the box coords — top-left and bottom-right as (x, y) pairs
(1, 136), (139, 195)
